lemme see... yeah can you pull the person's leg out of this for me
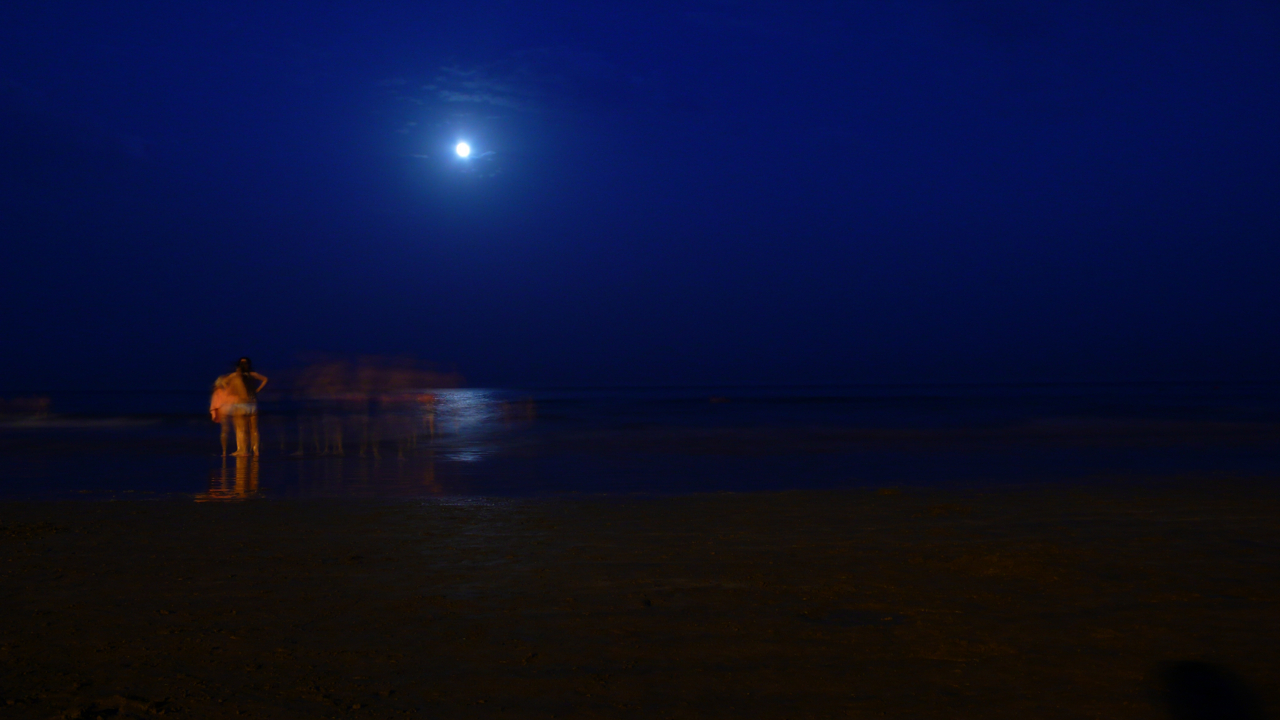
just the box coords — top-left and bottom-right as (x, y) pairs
(249, 413), (260, 455)
(220, 419), (230, 456)
(233, 414), (249, 456)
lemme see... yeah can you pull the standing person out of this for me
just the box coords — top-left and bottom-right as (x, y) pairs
(209, 376), (235, 456)
(219, 357), (268, 456)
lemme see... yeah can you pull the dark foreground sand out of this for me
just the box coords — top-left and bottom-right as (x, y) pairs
(2, 482), (1278, 719)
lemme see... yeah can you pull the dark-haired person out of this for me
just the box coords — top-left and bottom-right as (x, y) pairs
(219, 358), (268, 456)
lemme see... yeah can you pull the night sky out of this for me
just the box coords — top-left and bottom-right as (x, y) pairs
(3, 1), (1278, 391)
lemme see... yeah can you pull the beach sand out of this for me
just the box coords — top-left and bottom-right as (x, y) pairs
(2, 482), (1277, 718)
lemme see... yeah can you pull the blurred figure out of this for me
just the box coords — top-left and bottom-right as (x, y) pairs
(294, 359), (349, 455)
(217, 357), (268, 456)
(0, 396), (52, 420)
(209, 376), (235, 456)
(289, 355), (457, 457)
(501, 396), (536, 425)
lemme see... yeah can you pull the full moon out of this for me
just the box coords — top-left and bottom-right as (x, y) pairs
(455, 142), (471, 158)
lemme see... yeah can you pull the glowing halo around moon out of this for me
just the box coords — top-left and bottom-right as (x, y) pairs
(455, 141), (471, 158)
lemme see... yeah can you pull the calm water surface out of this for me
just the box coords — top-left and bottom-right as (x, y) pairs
(1, 384), (1278, 499)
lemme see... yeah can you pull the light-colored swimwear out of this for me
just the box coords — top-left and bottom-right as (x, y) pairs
(216, 372), (259, 416)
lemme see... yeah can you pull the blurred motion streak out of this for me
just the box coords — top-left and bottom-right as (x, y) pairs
(286, 356), (464, 458)
(0, 396), (52, 422)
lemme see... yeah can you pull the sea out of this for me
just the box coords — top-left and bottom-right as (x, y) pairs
(1, 384), (1278, 500)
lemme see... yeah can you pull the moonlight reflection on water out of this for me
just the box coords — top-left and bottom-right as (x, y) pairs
(2, 385), (1280, 500)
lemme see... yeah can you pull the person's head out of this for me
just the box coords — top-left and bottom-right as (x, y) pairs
(237, 357), (253, 373)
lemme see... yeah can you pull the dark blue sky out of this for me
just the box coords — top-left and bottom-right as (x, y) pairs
(2, 1), (1278, 390)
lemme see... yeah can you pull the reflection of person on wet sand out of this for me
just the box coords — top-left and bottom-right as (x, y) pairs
(196, 456), (260, 501)
(215, 358), (268, 457)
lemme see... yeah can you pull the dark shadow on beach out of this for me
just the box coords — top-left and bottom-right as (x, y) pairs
(1162, 661), (1266, 720)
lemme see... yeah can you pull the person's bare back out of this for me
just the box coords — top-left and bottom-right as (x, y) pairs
(217, 358), (268, 456)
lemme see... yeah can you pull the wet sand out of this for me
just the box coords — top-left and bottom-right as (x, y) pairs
(2, 482), (1277, 718)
